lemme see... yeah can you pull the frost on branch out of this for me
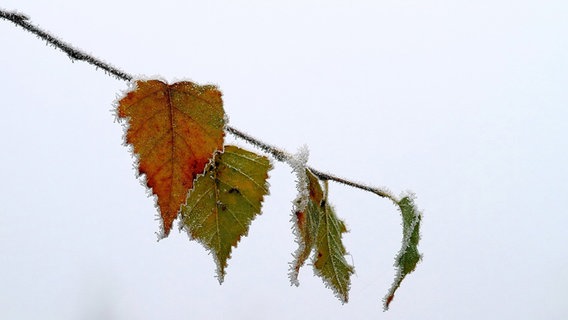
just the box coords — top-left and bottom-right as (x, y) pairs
(0, 9), (29, 21)
(383, 192), (423, 310)
(0, 11), (429, 310)
(181, 145), (272, 283)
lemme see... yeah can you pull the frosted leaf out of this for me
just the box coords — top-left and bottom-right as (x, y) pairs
(116, 78), (225, 238)
(288, 166), (354, 302)
(312, 201), (353, 304)
(383, 191), (422, 310)
(181, 146), (272, 283)
(286, 145), (312, 286)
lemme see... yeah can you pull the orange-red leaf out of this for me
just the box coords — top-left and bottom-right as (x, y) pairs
(117, 79), (225, 237)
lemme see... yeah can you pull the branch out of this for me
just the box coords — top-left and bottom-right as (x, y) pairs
(0, 9), (398, 203)
(227, 126), (397, 202)
(0, 9), (132, 81)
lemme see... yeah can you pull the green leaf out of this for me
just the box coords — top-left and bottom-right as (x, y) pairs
(314, 200), (354, 303)
(181, 145), (272, 283)
(290, 169), (354, 303)
(384, 194), (422, 310)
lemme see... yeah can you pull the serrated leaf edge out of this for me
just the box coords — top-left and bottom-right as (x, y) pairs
(312, 202), (354, 304)
(181, 145), (273, 283)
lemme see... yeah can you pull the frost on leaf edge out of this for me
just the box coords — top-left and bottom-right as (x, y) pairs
(114, 77), (170, 239)
(287, 146), (311, 286)
(383, 191), (423, 310)
(311, 200), (354, 304)
(114, 76), (225, 240)
(180, 145), (274, 284)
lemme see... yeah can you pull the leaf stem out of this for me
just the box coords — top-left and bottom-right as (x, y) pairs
(1, 9), (398, 204)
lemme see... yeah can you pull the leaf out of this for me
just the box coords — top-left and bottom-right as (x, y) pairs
(290, 169), (354, 303)
(314, 199), (354, 303)
(117, 80), (225, 237)
(383, 194), (422, 310)
(290, 169), (323, 284)
(181, 145), (272, 282)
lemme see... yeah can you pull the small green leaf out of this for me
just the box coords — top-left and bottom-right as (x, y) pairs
(290, 169), (354, 303)
(181, 145), (272, 283)
(384, 194), (422, 310)
(313, 200), (354, 303)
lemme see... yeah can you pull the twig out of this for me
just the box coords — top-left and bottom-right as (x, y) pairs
(308, 168), (397, 201)
(0, 8), (398, 202)
(227, 127), (397, 201)
(225, 126), (291, 163)
(0, 9), (132, 81)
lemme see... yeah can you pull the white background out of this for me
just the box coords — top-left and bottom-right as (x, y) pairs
(1, 1), (567, 319)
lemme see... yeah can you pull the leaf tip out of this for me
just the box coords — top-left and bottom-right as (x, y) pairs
(383, 293), (395, 311)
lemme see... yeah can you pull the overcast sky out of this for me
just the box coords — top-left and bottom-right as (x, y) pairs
(1, 1), (567, 319)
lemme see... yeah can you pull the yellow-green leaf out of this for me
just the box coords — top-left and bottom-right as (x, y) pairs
(314, 200), (354, 303)
(181, 145), (272, 282)
(290, 169), (354, 303)
(384, 194), (422, 310)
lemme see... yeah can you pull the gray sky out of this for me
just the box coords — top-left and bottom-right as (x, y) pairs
(1, 1), (567, 319)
